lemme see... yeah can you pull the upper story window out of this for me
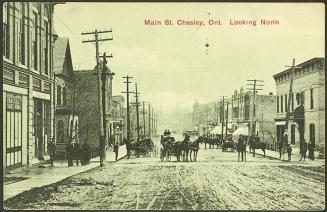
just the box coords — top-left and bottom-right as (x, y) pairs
(284, 94), (288, 112)
(19, 3), (26, 65)
(310, 88), (314, 109)
(32, 11), (38, 70)
(44, 20), (49, 75)
(3, 3), (10, 59)
(277, 96), (279, 113)
(280, 94), (283, 113)
(63, 87), (67, 106)
(57, 85), (62, 106)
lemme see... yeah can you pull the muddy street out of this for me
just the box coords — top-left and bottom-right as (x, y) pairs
(4, 143), (325, 210)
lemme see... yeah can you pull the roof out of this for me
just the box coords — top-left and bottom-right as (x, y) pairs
(273, 57), (325, 79)
(53, 37), (74, 78)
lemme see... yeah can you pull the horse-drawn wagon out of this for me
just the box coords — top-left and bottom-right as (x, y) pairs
(222, 138), (236, 152)
(129, 138), (158, 157)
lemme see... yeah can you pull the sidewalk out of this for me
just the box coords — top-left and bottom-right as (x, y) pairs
(3, 145), (127, 201)
(247, 146), (325, 166)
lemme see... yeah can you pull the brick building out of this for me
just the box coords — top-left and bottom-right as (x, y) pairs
(73, 66), (113, 153)
(3, 2), (56, 170)
(273, 58), (325, 157)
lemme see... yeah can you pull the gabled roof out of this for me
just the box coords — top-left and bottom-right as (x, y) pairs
(53, 37), (74, 79)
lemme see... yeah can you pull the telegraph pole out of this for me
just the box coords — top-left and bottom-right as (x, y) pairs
(151, 107), (154, 136)
(284, 59), (302, 146)
(134, 83), (141, 141)
(148, 102), (151, 138)
(246, 79), (264, 137)
(219, 96), (228, 140)
(225, 100), (229, 138)
(122, 76), (133, 145)
(82, 29), (113, 167)
(141, 101), (146, 138)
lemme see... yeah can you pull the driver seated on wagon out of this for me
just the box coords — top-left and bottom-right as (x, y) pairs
(161, 130), (174, 148)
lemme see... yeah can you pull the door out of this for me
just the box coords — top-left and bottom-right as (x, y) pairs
(6, 93), (23, 169)
(34, 99), (44, 160)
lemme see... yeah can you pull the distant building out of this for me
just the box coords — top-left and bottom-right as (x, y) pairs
(108, 95), (125, 146)
(192, 87), (277, 147)
(273, 57), (325, 157)
(53, 37), (79, 158)
(3, 2), (56, 170)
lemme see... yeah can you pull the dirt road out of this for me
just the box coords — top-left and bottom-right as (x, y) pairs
(4, 143), (325, 210)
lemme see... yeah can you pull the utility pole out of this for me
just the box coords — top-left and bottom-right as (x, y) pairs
(134, 83), (140, 141)
(148, 102), (151, 138)
(246, 79), (264, 137)
(141, 101), (146, 138)
(82, 29), (113, 167)
(151, 107), (154, 136)
(225, 100), (229, 138)
(284, 59), (302, 143)
(219, 96), (228, 140)
(122, 76), (133, 145)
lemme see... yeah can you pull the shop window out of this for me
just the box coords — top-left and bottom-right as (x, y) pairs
(291, 125), (295, 145)
(277, 96), (279, 113)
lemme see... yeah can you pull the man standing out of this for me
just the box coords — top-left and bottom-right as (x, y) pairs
(47, 138), (56, 166)
(66, 142), (74, 167)
(308, 141), (315, 160)
(114, 139), (119, 161)
(287, 144), (292, 162)
(73, 141), (81, 166)
(300, 140), (308, 161)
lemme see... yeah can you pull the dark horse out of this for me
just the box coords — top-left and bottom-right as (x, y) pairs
(236, 135), (247, 162)
(208, 137), (220, 149)
(173, 134), (190, 162)
(249, 135), (267, 157)
(189, 137), (201, 161)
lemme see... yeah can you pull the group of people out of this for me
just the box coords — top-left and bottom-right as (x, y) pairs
(65, 140), (92, 166)
(278, 132), (315, 162)
(46, 138), (91, 167)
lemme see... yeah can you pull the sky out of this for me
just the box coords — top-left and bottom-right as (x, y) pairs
(53, 2), (325, 113)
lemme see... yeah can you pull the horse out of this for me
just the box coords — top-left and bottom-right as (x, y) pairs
(236, 136), (247, 162)
(208, 137), (220, 149)
(249, 137), (267, 157)
(189, 137), (201, 161)
(172, 134), (190, 162)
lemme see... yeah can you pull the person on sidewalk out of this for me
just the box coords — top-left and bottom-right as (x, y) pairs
(114, 140), (119, 161)
(287, 144), (292, 162)
(73, 141), (81, 166)
(47, 138), (56, 166)
(82, 141), (91, 165)
(308, 141), (315, 160)
(65, 142), (74, 167)
(300, 140), (308, 161)
(278, 141), (283, 159)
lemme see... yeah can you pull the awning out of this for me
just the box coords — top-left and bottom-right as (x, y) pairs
(232, 126), (249, 136)
(210, 126), (222, 134)
(275, 121), (286, 126)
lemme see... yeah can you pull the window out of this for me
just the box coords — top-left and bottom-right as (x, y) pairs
(277, 96), (279, 113)
(33, 11), (38, 70)
(281, 94), (283, 113)
(291, 125), (295, 145)
(7, 93), (22, 111)
(62, 87), (67, 106)
(4, 4), (10, 58)
(310, 88), (314, 109)
(44, 20), (49, 74)
(57, 85), (62, 106)
(309, 124), (315, 146)
(291, 93), (294, 111)
(285, 94), (288, 112)
(19, 3), (25, 65)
